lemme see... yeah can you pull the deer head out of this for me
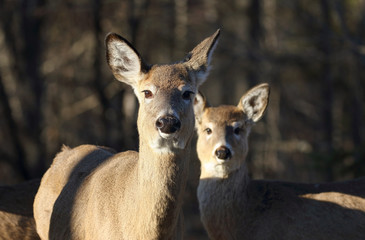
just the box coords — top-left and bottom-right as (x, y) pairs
(194, 83), (270, 178)
(106, 30), (220, 153)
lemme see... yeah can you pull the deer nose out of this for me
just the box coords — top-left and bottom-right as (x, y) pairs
(215, 146), (231, 160)
(156, 115), (181, 134)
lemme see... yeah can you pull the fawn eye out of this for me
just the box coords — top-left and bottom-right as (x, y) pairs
(234, 127), (241, 135)
(204, 128), (212, 135)
(142, 90), (153, 99)
(182, 91), (194, 100)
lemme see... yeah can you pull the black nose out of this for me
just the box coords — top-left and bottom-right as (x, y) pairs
(156, 115), (181, 134)
(215, 146), (231, 160)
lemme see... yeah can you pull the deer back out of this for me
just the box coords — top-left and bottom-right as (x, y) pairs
(0, 179), (41, 240)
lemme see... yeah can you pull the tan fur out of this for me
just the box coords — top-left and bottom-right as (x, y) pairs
(194, 83), (365, 240)
(34, 30), (220, 240)
(0, 179), (41, 240)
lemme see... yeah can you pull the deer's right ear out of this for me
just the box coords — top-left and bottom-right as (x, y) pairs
(105, 33), (149, 88)
(238, 83), (270, 123)
(194, 91), (209, 125)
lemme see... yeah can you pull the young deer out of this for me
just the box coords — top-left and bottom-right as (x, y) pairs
(33, 30), (220, 240)
(0, 179), (40, 240)
(194, 83), (365, 240)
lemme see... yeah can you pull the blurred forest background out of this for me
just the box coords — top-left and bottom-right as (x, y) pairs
(0, 0), (364, 239)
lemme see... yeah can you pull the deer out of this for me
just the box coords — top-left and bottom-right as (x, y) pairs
(33, 29), (220, 240)
(193, 83), (365, 240)
(0, 179), (40, 240)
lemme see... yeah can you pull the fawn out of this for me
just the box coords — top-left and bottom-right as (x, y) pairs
(194, 83), (365, 240)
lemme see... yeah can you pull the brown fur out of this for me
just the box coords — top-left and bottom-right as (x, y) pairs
(34, 30), (220, 240)
(0, 179), (41, 240)
(194, 84), (365, 240)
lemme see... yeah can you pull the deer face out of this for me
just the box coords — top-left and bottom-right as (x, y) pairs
(196, 105), (250, 178)
(194, 84), (270, 178)
(105, 30), (220, 152)
(135, 64), (197, 151)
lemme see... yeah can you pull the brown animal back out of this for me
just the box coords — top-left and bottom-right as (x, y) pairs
(0, 179), (41, 240)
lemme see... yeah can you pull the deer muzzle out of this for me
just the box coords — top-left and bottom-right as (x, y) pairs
(215, 146), (232, 160)
(156, 115), (181, 134)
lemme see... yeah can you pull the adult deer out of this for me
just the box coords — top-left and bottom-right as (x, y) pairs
(0, 179), (40, 240)
(33, 29), (220, 240)
(194, 83), (365, 240)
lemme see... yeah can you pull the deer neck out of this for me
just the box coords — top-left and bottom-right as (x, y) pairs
(134, 140), (191, 238)
(199, 162), (250, 198)
(198, 163), (250, 237)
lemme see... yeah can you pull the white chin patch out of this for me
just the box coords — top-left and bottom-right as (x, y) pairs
(204, 156), (239, 178)
(216, 157), (230, 164)
(150, 132), (186, 152)
(159, 131), (176, 140)
(203, 162), (229, 179)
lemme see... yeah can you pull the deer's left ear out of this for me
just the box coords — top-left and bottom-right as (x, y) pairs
(238, 83), (270, 122)
(183, 29), (220, 88)
(194, 91), (209, 126)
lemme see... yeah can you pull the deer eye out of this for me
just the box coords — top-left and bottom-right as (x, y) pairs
(182, 91), (194, 100)
(234, 127), (241, 135)
(142, 90), (153, 99)
(204, 128), (212, 135)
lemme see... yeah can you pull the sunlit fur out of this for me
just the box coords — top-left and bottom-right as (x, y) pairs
(136, 65), (196, 152)
(196, 105), (251, 179)
(34, 30), (220, 240)
(195, 84), (365, 240)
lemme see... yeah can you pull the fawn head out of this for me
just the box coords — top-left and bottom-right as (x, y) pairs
(194, 84), (270, 178)
(105, 30), (220, 152)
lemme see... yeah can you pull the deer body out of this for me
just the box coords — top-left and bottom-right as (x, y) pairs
(194, 84), (365, 240)
(0, 179), (40, 240)
(35, 145), (186, 239)
(34, 30), (220, 240)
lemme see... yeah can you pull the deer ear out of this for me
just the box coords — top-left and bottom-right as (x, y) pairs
(194, 91), (209, 125)
(184, 29), (220, 88)
(105, 33), (149, 88)
(238, 83), (270, 123)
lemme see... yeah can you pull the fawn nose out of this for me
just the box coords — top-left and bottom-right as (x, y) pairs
(156, 115), (181, 134)
(215, 146), (231, 160)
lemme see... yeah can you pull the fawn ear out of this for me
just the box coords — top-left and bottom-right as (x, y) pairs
(194, 91), (209, 126)
(238, 83), (270, 123)
(184, 29), (220, 88)
(105, 33), (149, 89)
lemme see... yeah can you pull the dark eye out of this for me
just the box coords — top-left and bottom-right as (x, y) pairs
(234, 128), (241, 135)
(204, 128), (212, 135)
(182, 91), (194, 100)
(142, 90), (153, 99)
